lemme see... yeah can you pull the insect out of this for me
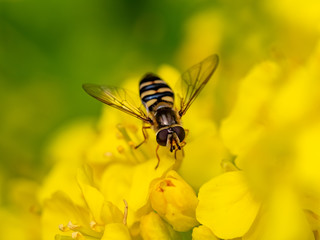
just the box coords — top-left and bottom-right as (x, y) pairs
(83, 54), (219, 168)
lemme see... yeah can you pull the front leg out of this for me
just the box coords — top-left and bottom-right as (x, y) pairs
(174, 141), (186, 159)
(155, 144), (160, 169)
(134, 124), (151, 149)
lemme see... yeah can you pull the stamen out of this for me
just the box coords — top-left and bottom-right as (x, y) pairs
(117, 145), (125, 154)
(59, 224), (69, 232)
(117, 124), (133, 143)
(128, 141), (135, 147)
(128, 124), (138, 133)
(123, 199), (128, 225)
(115, 123), (151, 163)
(68, 221), (80, 230)
(89, 221), (96, 230)
(89, 221), (104, 233)
(116, 132), (123, 139)
(58, 221), (103, 239)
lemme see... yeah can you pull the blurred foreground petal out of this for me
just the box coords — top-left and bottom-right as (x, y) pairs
(197, 171), (260, 239)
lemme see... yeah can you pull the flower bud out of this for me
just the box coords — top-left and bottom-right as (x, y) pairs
(149, 170), (199, 232)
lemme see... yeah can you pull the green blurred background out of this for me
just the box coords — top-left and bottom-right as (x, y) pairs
(1, 0), (317, 203)
(0, 0), (216, 182)
(0, 0), (198, 182)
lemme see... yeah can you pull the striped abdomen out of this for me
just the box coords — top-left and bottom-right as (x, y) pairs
(139, 73), (174, 113)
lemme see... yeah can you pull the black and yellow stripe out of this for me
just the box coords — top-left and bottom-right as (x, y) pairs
(139, 73), (174, 112)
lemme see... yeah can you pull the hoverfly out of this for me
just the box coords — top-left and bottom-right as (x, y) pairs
(83, 54), (219, 168)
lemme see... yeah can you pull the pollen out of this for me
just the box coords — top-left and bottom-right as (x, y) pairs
(165, 180), (175, 187)
(128, 124), (138, 133)
(117, 145), (125, 153)
(116, 132), (123, 139)
(57, 219), (104, 240)
(157, 179), (175, 192)
(68, 221), (80, 230)
(128, 140), (134, 146)
(59, 224), (68, 232)
(89, 221), (97, 229)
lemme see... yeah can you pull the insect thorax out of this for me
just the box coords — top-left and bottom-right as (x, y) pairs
(154, 107), (180, 130)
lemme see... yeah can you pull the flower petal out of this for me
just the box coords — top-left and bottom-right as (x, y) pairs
(128, 157), (175, 212)
(244, 184), (314, 240)
(294, 122), (320, 195)
(140, 212), (180, 240)
(221, 61), (280, 157)
(192, 225), (219, 240)
(101, 223), (131, 240)
(179, 118), (230, 191)
(77, 167), (123, 225)
(197, 171), (260, 239)
(41, 191), (91, 240)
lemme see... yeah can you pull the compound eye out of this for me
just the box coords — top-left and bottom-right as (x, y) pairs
(156, 129), (169, 146)
(172, 126), (185, 142)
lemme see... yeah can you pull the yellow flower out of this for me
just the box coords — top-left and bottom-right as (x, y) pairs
(197, 40), (320, 239)
(38, 59), (229, 239)
(0, 179), (41, 240)
(40, 66), (194, 239)
(149, 170), (199, 232)
(99, 156), (174, 228)
(42, 166), (128, 240)
(5, 0), (320, 239)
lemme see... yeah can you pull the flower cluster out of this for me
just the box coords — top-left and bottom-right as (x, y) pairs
(39, 66), (227, 240)
(1, 1), (320, 240)
(38, 41), (320, 239)
(202, 45), (320, 240)
(20, 2), (320, 239)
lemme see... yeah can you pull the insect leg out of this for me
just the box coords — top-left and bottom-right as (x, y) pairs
(134, 125), (151, 149)
(174, 141), (186, 159)
(174, 149), (178, 159)
(155, 144), (160, 169)
(184, 129), (190, 138)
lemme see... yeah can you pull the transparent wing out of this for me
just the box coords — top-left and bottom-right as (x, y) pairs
(177, 54), (219, 117)
(83, 84), (151, 123)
